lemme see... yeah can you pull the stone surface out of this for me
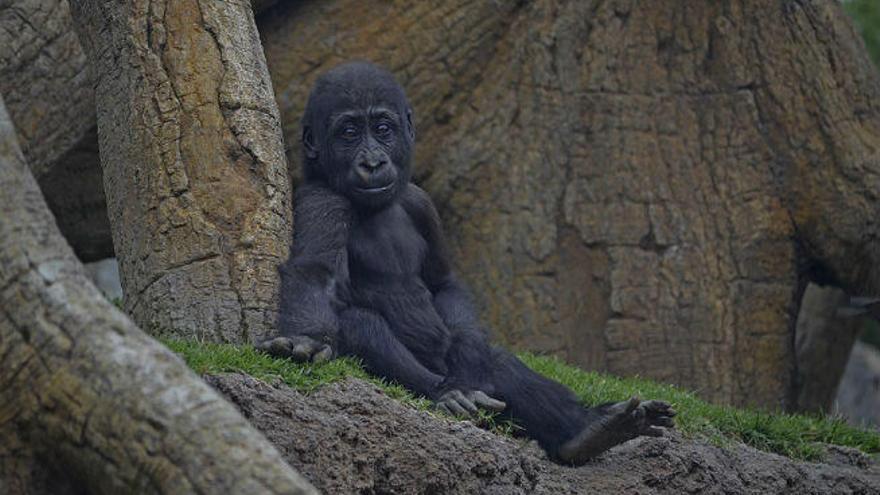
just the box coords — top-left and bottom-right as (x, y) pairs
(794, 283), (863, 412)
(836, 341), (880, 430)
(83, 257), (123, 301)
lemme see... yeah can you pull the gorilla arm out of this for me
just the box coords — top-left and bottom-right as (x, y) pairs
(260, 184), (351, 362)
(401, 184), (506, 415)
(400, 185), (475, 328)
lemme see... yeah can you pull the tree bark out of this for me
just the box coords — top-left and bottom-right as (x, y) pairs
(69, 0), (292, 343)
(0, 96), (315, 494)
(259, 0), (880, 408)
(0, 0), (110, 261)
(0, 1), (282, 262)
(0, 0), (93, 178)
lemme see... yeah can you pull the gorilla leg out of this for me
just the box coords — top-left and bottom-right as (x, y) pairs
(443, 333), (675, 462)
(337, 306), (443, 399)
(488, 350), (675, 463)
(439, 330), (588, 453)
(488, 350), (590, 455)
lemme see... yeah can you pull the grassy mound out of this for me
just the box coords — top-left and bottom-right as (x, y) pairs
(165, 339), (880, 461)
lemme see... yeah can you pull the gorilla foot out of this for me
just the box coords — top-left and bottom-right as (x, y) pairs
(557, 397), (675, 466)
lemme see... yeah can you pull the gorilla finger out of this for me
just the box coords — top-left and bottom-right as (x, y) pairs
(605, 397), (639, 416)
(311, 345), (334, 363)
(436, 403), (452, 416)
(457, 396), (479, 415)
(631, 405), (646, 422)
(471, 391), (506, 411)
(292, 340), (320, 355)
(290, 346), (312, 363)
(449, 390), (467, 401)
(645, 406), (676, 419)
(291, 338), (323, 361)
(642, 426), (665, 437)
(621, 396), (641, 414)
(259, 337), (293, 357)
(445, 400), (470, 417)
(641, 400), (673, 414)
(651, 416), (675, 428)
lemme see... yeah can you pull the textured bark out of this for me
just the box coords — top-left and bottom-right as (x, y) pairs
(69, 0), (292, 343)
(0, 1), (279, 262)
(35, 126), (113, 262)
(0, 0), (92, 177)
(0, 0), (109, 261)
(793, 283), (862, 412)
(259, 0), (880, 408)
(0, 97), (316, 494)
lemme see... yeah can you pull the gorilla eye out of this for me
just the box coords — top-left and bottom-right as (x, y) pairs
(375, 123), (391, 135)
(340, 125), (359, 139)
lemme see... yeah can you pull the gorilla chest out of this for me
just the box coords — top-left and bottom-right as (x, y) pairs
(347, 204), (427, 286)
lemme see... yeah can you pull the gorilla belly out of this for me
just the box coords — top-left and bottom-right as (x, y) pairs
(346, 204), (451, 367)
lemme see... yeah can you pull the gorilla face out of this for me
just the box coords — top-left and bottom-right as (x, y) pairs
(302, 62), (415, 209)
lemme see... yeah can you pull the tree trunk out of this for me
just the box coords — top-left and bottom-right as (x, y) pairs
(0, 0), (93, 178)
(0, 1), (281, 262)
(0, 0), (110, 262)
(0, 96), (316, 494)
(68, 0), (291, 343)
(259, 0), (880, 409)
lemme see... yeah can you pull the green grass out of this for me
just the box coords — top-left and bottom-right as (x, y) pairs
(163, 338), (518, 434)
(165, 339), (880, 461)
(163, 338), (429, 406)
(520, 353), (880, 461)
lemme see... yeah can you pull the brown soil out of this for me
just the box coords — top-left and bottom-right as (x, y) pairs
(208, 373), (880, 494)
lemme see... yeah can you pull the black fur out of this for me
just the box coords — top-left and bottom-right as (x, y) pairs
(273, 62), (672, 461)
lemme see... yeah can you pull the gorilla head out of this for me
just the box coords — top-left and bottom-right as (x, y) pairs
(301, 61), (416, 209)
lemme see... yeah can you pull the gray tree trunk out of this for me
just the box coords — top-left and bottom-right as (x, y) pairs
(0, 96), (316, 494)
(69, 0), (292, 343)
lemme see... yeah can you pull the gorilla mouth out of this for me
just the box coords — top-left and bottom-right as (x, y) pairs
(355, 183), (395, 194)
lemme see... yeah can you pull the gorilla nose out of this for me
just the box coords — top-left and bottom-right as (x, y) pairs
(360, 157), (387, 171)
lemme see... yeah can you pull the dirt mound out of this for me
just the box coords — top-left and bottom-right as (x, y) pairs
(207, 373), (880, 494)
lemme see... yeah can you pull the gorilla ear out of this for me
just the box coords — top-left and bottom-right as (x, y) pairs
(406, 108), (416, 142)
(302, 126), (318, 160)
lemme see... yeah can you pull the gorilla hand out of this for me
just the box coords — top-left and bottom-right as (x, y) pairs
(257, 335), (334, 363)
(435, 389), (506, 417)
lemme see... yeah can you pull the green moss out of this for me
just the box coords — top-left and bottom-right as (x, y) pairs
(165, 339), (880, 461)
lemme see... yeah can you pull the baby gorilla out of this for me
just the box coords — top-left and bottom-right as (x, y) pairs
(260, 61), (674, 464)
